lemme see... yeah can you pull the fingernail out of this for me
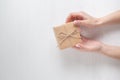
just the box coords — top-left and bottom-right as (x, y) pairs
(73, 20), (79, 26)
(73, 20), (77, 24)
(75, 44), (80, 48)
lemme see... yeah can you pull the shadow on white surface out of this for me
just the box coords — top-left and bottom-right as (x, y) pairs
(60, 48), (120, 68)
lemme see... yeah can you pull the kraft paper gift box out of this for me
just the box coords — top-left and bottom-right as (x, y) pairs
(53, 22), (82, 50)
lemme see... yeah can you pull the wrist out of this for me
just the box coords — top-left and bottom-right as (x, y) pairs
(99, 42), (109, 54)
(95, 18), (104, 27)
(97, 42), (105, 53)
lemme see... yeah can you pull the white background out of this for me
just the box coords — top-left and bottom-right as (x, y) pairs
(0, 0), (120, 80)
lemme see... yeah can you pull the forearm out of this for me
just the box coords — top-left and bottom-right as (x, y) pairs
(100, 43), (120, 59)
(98, 10), (120, 26)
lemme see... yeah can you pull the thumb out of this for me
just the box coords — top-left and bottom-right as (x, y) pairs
(75, 43), (85, 49)
(73, 20), (87, 27)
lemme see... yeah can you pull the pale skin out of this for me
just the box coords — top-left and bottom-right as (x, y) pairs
(66, 10), (120, 59)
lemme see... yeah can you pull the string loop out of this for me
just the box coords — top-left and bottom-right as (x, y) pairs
(58, 29), (80, 45)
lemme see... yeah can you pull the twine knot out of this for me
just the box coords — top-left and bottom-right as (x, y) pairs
(58, 29), (80, 45)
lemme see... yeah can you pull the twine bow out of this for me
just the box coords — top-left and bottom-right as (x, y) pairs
(58, 29), (80, 45)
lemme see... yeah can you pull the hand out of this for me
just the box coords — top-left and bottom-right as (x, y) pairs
(74, 36), (102, 52)
(66, 11), (120, 59)
(66, 12), (101, 28)
(74, 36), (120, 59)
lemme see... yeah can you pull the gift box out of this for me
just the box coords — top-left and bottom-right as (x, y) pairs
(53, 22), (82, 49)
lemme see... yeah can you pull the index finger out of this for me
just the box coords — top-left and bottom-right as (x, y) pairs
(65, 12), (83, 23)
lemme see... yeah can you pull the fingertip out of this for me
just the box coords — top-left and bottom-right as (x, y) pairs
(66, 19), (72, 23)
(73, 20), (80, 26)
(65, 21), (68, 23)
(73, 20), (77, 25)
(65, 18), (69, 23)
(75, 43), (81, 48)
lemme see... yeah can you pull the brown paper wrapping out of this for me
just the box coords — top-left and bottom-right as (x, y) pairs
(53, 22), (82, 49)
